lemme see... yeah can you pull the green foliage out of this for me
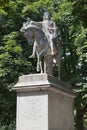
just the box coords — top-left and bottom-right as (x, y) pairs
(0, 124), (15, 130)
(0, 0), (87, 129)
(68, 0), (87, 129)
(72, 0), (87, 27)
(74, 27), (87, 61)
(0, 0), (35, 126)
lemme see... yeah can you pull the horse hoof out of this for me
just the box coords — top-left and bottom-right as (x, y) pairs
(29, 55), (35, 58)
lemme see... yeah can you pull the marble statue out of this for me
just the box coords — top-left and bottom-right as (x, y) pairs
(20, 12), (61, 79)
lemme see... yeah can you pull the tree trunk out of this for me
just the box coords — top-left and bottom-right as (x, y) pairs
(76, 106), (87, 130)
(76, 109), (84, 130)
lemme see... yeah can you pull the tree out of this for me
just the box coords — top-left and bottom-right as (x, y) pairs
(0, 0), (87, 129)
(0, 0), (35, 126)
(68, 0), (87, 129)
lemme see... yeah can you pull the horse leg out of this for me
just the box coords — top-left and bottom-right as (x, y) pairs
(36, 52), (40, 72)
(39, 60), (43, 73)
(29, 41), (37, 58)
(37, 54), (43, 73)
(37, 57), (40, 72)
(44, 58), (46, 73)
(44, 55), (53, 75)
(37, 60), (40, 72)
(39, 55), (43, 73)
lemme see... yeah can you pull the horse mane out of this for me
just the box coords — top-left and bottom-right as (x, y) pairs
(23, 21), (41, 30)
(27, 23), (46, 38)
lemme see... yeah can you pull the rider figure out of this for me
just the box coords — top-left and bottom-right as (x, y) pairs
(42, 12), (58, 55)
(29, 11), (58, 58)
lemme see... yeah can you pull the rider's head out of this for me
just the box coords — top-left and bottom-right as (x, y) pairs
(43, 12), (50, 20)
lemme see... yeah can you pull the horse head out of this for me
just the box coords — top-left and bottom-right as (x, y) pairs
(20, 21), (34, 45)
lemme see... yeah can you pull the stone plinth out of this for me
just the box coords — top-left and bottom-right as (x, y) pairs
(12, 74), (76, 130)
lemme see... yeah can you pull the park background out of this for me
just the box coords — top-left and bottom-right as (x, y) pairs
(0, 0), (87, 130)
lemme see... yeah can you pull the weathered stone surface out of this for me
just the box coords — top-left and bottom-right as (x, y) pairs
(13, 74), (76, 130)
(20, 12), (61, 79)
(13, 74), (75, 97)
(16, 91), (48, 130)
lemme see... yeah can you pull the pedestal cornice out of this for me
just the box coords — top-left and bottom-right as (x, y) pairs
(12, 74), (76, 98)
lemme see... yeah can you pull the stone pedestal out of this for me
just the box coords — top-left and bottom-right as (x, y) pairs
(12, 74), (76, 130)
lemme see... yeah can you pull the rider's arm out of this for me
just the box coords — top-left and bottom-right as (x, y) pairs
(36, 21), (42, 28)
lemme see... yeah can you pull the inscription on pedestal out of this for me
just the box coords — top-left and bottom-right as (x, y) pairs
(17, 92), (48, 130)
(23, 97), (43, 119)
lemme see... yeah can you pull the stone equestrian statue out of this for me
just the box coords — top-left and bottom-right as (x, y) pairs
(20, 12), (61, 79)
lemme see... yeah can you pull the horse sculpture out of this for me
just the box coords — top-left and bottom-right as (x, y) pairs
(20, 21), (61, 79)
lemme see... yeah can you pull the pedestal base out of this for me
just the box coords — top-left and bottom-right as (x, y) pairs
(13, 74), (76, 130)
